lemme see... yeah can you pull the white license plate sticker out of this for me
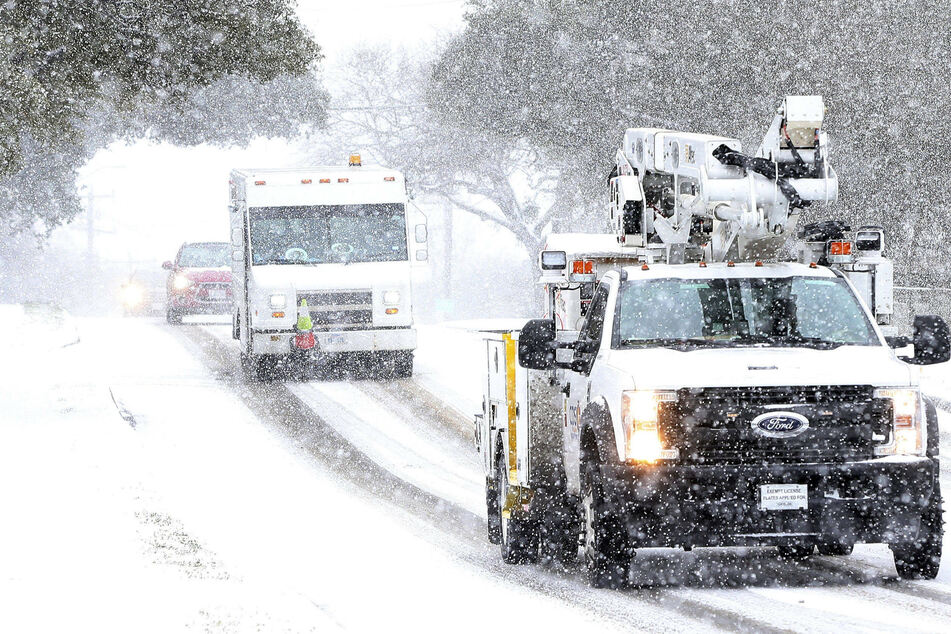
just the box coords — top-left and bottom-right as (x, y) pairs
(759, 484), (808, 510)
(209, 289), (226, 300)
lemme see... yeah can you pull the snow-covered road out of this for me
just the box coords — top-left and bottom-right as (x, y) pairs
(4, 311), (951, 633)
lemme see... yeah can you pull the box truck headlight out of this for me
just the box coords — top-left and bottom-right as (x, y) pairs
(382, 290), (401, 305)
(621, 390), (679, 463)
(269, 294), (287, 309)
(874, 388), (924, 456)
(173, 274), (192, 290)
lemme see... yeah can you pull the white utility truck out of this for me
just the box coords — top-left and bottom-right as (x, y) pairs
(475, 97), (949, 587)
(229, 156), (426, 379)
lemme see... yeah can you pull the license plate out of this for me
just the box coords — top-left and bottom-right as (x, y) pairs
(759, 484), (808, 510)
(208, 289), (226, 300)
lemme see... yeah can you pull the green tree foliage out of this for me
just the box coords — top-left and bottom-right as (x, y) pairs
(0, 0), (325, 235)
(433, 0), (951, 282)
(317, 46), (559, 254)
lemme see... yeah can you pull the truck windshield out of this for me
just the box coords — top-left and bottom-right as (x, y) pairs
(249, 204), (407, 265)
(615, 276), (878, 349)
(178, 243), (230, 268)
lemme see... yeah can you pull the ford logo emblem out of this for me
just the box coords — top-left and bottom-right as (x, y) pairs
(751, 411), (810, 438)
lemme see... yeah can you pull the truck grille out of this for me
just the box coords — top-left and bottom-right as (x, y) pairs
(298, 290), (372, 329)
(658, 385), (891, 465)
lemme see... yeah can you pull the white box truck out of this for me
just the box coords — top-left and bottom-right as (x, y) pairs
(229, 157), (426, 379)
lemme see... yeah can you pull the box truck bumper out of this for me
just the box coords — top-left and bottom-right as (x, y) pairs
(251, 327), (416, 355)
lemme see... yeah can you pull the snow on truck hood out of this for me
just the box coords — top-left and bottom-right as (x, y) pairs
(249, 262), (411, 291)
(608, 344), (915, 391)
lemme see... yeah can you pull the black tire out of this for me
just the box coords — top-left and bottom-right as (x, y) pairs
(486, 476), (502, 545)
(241, 353), (272, 382)
(893, 484), (943, 580)
(392, 351), (413, 379)
(581, 443), (631, 589)
(166, 308), (183, 325)
(777, 540), (815, 560)
(817, 539), (853, 557)
(496, 455), (537, 564)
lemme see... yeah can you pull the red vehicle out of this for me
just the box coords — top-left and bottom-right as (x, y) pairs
(163, 242), (233, 324)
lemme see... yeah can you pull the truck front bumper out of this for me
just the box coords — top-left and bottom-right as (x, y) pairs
(251, 327), (416, 355)
(601, 457), (938, 548)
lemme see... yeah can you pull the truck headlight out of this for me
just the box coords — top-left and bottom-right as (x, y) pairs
(382, 290), (401, 305)
(173, 274), (192, 290)
(621, 390), (679, 463)
(874, 388), (924, 456)
(269, 294), (287, 309)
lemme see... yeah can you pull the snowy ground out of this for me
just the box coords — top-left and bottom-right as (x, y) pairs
(4, 306), (951, 633)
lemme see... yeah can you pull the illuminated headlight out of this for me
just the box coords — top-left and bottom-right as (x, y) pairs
(621, 390), (679, 463)
(874, 388), (924, 456)
(173, 274), (192, 290)
(269, 294), (287, 309)
(120, 284), (144, 307)
(382, 290), (401, 305)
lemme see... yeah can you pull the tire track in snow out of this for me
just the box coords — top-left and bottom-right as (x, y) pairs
(176, 325), (946, 632)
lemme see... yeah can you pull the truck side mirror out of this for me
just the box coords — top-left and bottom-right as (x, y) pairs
(162, 261), (173, 270)
(518, 319), (556, 370)
(900, 315), (951, 365)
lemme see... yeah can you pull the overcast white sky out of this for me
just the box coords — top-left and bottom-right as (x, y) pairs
(67, 1), (466, 264)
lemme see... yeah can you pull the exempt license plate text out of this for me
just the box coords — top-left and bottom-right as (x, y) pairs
(759, 484), (808, 510)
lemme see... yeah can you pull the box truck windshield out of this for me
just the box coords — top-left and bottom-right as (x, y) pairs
(249, 203), (408, 265)
(615, 276), (878, 349)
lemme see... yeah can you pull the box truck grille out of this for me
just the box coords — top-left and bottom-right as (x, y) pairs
(658, 385), (890, 465)
(298, 290), (372, 329)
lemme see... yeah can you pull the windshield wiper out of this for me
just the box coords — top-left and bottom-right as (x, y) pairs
(620, 337), (733, 350)
(774, 335), (845, 349)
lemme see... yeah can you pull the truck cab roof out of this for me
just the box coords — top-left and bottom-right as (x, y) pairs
(614, 261), (837, 281)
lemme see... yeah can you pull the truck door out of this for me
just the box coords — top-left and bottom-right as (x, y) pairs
(564, 282), (611, 492)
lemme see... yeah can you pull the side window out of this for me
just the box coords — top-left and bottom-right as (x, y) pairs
(579, 283), (611, 346)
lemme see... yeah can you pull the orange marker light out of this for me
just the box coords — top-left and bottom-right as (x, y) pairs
(809, 262), (818, 269)
(641, 263), (650, 271)
(385, 308), (399, 315)
(727, 261), (735, 267)
(572, 260), (584, 274)
(583, 261), (593, 274)
(699, 261), (707, 268)
(829, 241), (853, 255)
(384, 176), (396, 182)
(755, 261), (763, 267)
(319, 178), (331, 183)
(271, 311), (285, 318)
(301, 178), (312, 184)
(254, 180), (266, 186)
(338, 178), (349, 183)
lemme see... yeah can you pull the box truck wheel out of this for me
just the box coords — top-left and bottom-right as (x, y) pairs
(166, 308), (183, 325)
(892, 484), (943, 580)
(496, 452), (537, 564)
(581, 437), (631, 588)
(392, 351), (413, 379)
(241, 353), (274, 382)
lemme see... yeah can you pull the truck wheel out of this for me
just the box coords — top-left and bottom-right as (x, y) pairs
(241, 353), (272, 382)
(892, 485), (943, 580)
(496, 456), (537, 564)
(392, 351), (414, 378)
(581, 445), (631, 588)
(485, 476), (502, 545)
(166, 308), (183, 325)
